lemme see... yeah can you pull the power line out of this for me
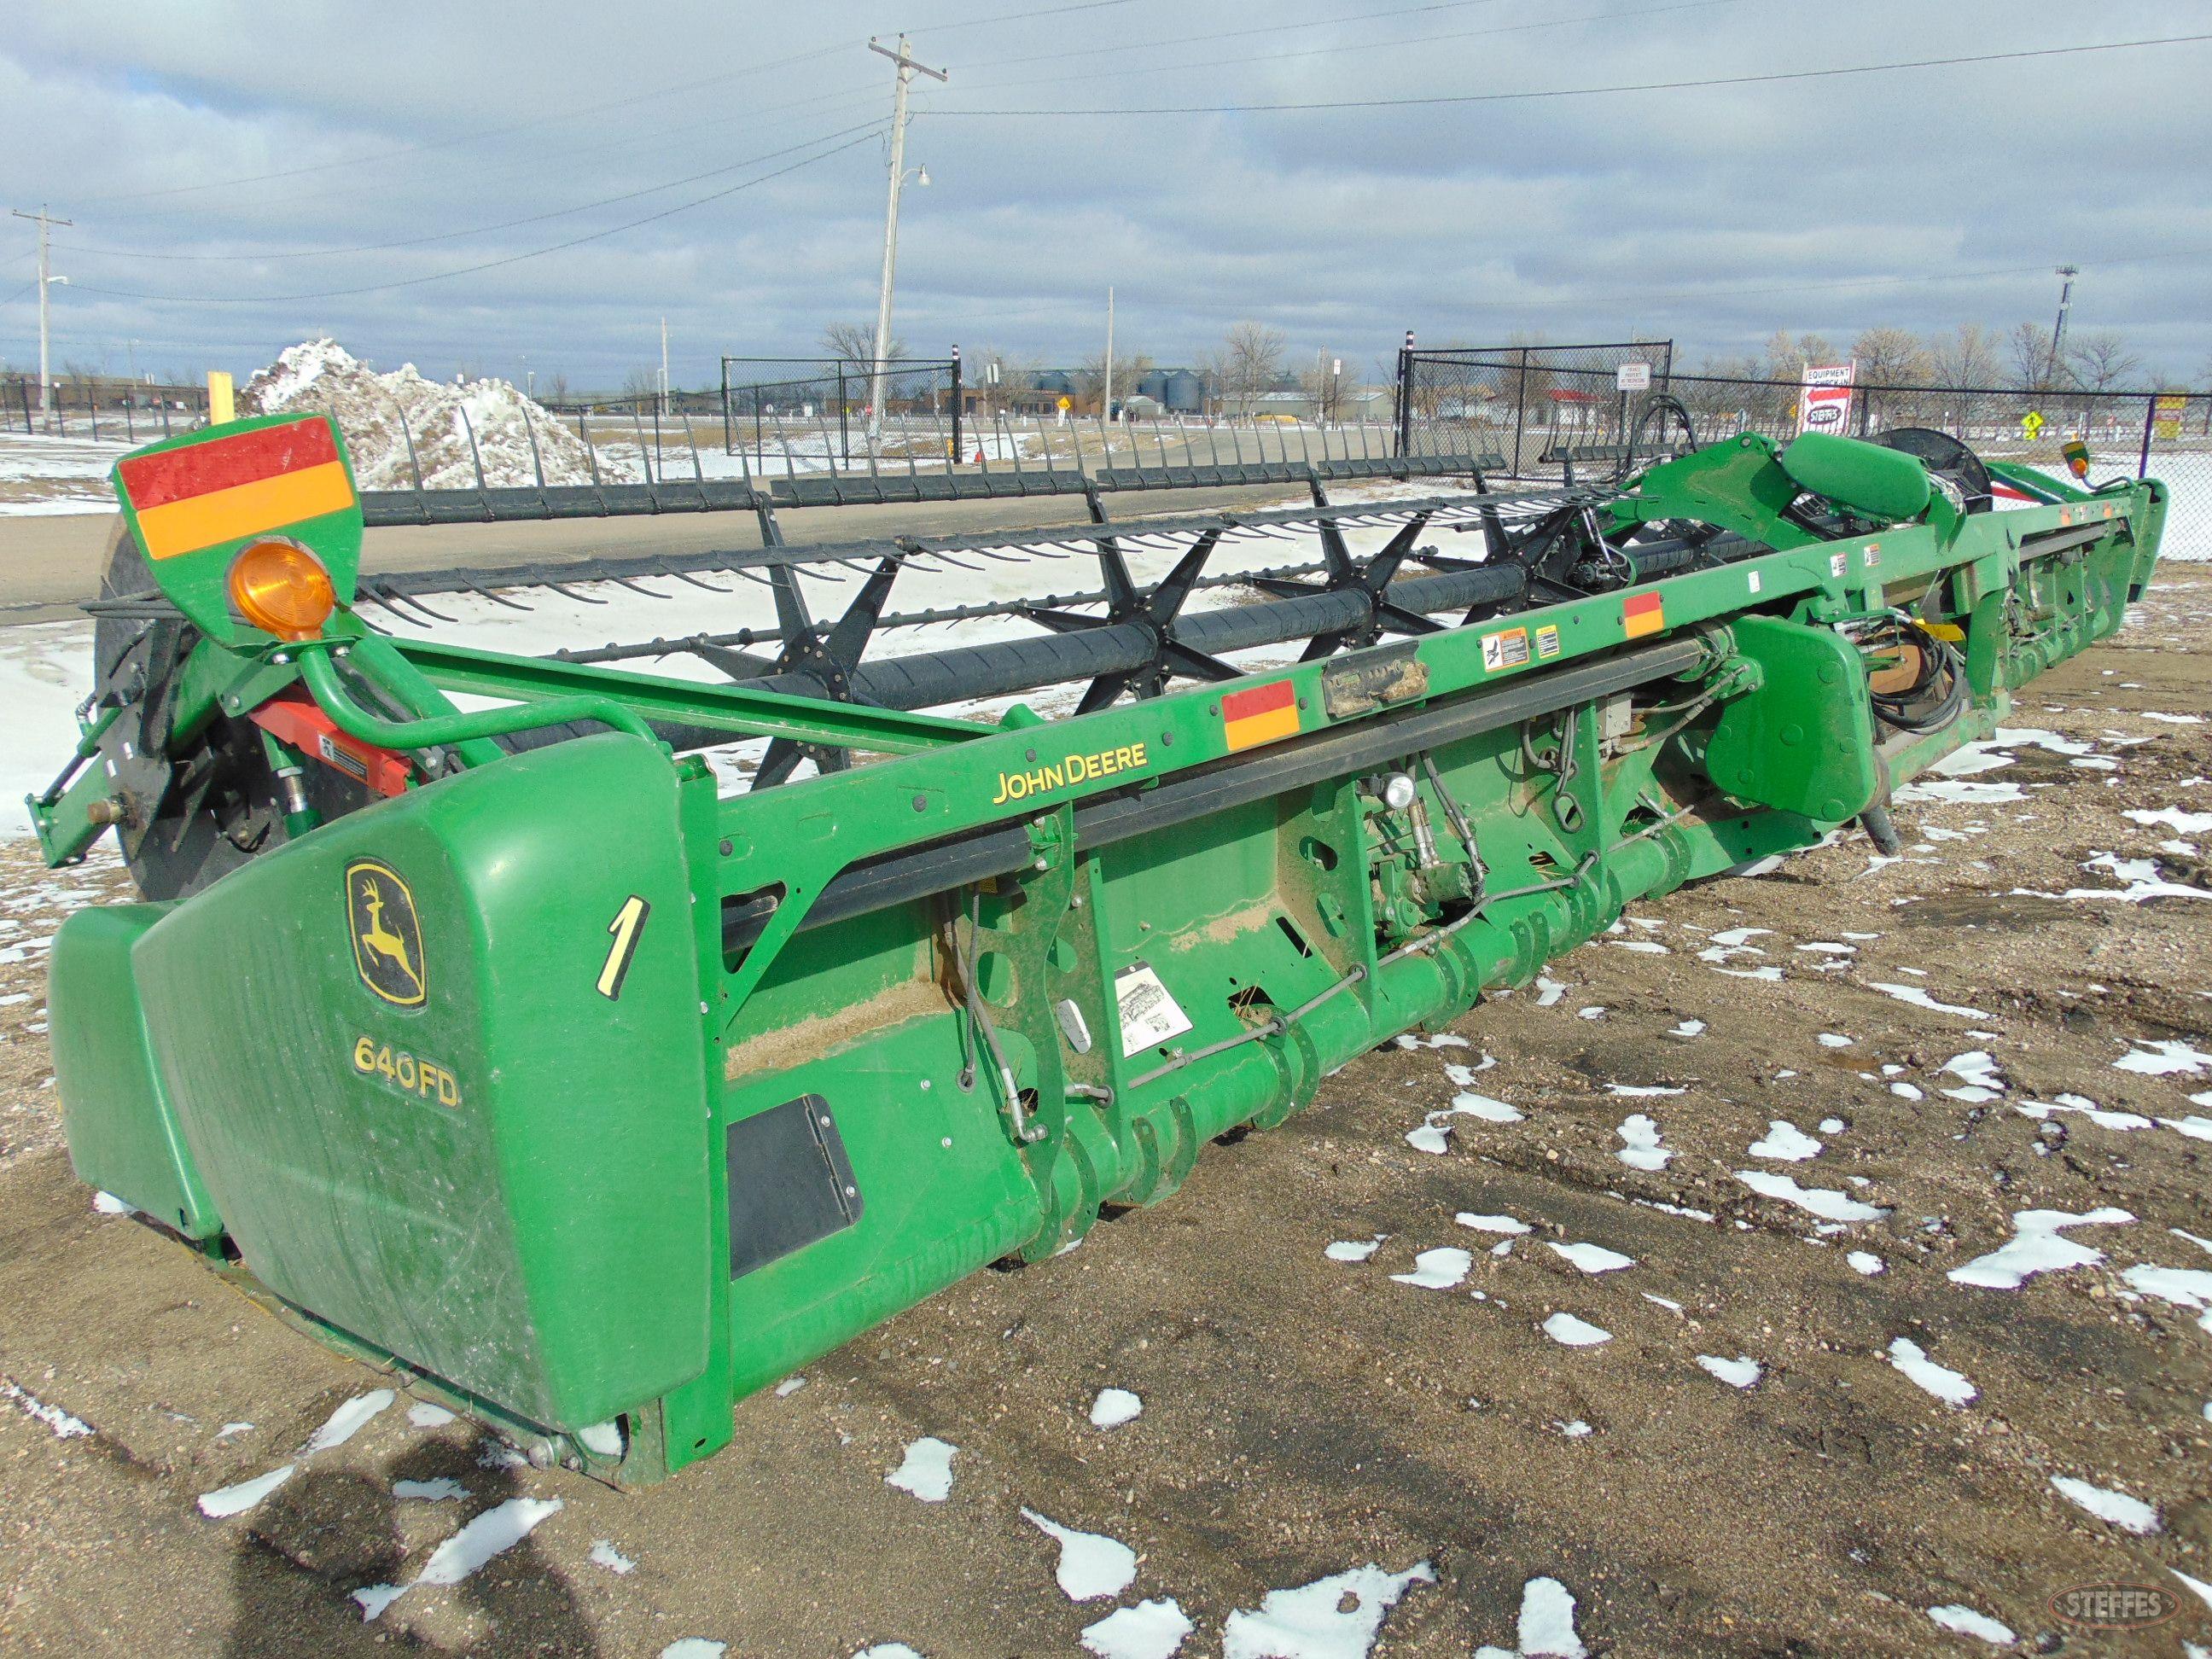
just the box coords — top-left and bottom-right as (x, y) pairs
(73, 39), (859, 205)
(55, 119), (888, 264)
(962, 0), (1507, 69)
(934, 32), (2212, 115)
(84, 79), (890, 230)
(63, 130), (881, 305)
(1486, 243), (2212, 312)
(912, 0), (1138, 34)
(961, 0), (1734, 93)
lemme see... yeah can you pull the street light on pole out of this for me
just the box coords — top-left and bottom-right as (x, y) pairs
(2046, 265), (2080, 387)
(865, 34), (946, 457)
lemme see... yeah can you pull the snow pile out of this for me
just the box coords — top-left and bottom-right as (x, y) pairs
(241, 338), (595, 491)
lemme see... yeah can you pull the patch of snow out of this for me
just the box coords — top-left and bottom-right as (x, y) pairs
(1868, 982), (1989, 1018)
(1326, 1237), (1384, 1262)
(1696, 1355), (1761, 1389)
(774, 1375), (808, 1397)
(1392, 1248), (1473, 1290)
(1453, 1091), (1526, 1121)
(1668, 1020), (1706, 1038)
(1534, 977), (1567, 1007)
(1473, 1575), (1588, 1659)
(1456, 1213), (1532, 1237)
(1947, 1208), (2135, 1289)
(1084, 1598), (1196, 1659)
(393, 1477), (468, 1502)
(1896, 778), (2025, 806)
(1847, 1251), (1885, 1276)
(407, 1401), (457, 1429)
(1887, 1338), (1976, 1406)
(1604, 1083), (1685, 1097)
(1615, 1114), (1672, 1171)
(306, 1388), (394, 1452)
(3, 1381), (92, 1440)
(2120, 1263), (2212, 1332)
(887, 1436), (958, 1502)
(1023, 1507), (1139, 1601)
(2049, 1475), (2159, 1534)
(590, 1540), (637, 1575)
(1090, 1388), (1144, 1429)
(1816, 1033), (1854, 1048)
(1546, 1242), (1635, 1274)
(2113, 1039), (2212, 1077)
(1222, 1560), (1435, 1659)
(198, 1464), (296, 1519)
(1540, 1313), (1612, 1348)
(1733, 1170), (1889, 1222)
(1749, 1121), (1823, 1161)
(1926, 1604), (2016, 1646)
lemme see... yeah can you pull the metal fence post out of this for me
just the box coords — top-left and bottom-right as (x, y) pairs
(1513, 348), (1530, 478)
(2137, 395), (2156, 480)
(836, 365), (849, 467)
(950, 346), (963, 465)
(1393, 330), (1412, 457)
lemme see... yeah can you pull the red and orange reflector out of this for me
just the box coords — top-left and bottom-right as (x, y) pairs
(1221, 678), (1301, 752)
(1622, 590), (1666, 639)
(115, 418), (354, 562)
(229, 538), (336, 640)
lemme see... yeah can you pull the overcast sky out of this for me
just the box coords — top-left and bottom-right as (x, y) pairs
(3, 1), (2207, 391)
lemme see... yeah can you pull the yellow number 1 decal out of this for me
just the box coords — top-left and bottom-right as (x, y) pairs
(597, 895), (650, 1000)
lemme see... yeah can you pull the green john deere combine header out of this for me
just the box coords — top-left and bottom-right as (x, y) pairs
(27, 401), (2163, 1482)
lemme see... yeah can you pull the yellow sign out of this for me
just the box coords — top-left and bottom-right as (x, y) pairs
(207, 370), (236, 426)
(347, 859), (426, 1006)
(1057, 395), (1072, 412)
(2021, 410), (2045, 441)
(991, 741), (1148, 806)
(2155, 393), (2187, 441)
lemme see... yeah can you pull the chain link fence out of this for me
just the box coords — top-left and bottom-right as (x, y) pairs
(1, 375), (211, 443)
(1397, 341), (1679, 480)
(1396, 345), (2207, 561)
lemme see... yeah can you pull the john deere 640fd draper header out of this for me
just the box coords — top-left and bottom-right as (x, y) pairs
(28, 400), (2162, 1482)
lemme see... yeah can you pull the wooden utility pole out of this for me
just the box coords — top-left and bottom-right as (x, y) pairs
(864, 35), (946, 455)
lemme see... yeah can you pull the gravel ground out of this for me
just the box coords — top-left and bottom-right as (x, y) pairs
(1, 572), (2208, 1659)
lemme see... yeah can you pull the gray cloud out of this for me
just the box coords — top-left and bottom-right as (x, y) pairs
(3, 0), (2206, 387)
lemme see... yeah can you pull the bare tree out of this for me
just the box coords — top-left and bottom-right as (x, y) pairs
(542, 371), (572, 406)
(1078, 348), (1153, 409)
(2064, 329), (2142, 393)
(620, 366), (660, 402)
(1850, 328), (1929, 387)
(818, 322), (906, 370)
(2005, 322), (2056, 392)
(1927, 324), (2000, 388)
(1217, 321), (1286, 416)
(1297, 352), (1352, 423)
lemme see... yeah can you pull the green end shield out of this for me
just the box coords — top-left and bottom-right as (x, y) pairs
(110, 412), (363, 645)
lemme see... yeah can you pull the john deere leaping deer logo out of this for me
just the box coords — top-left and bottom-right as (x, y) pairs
(346, 859), (426, 1007)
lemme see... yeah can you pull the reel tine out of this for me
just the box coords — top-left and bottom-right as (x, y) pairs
(655, 560), (732, 594)
(540, 579), (611, 606)
(464, 580), (534, 613)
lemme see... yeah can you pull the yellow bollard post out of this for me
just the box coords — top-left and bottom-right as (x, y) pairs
(206, 370), (236, 426)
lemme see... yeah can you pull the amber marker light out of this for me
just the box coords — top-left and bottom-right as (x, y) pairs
(228, 538), (336, 640)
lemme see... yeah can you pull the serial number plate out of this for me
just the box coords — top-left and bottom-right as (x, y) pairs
(352, 1036), (463, 1109)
